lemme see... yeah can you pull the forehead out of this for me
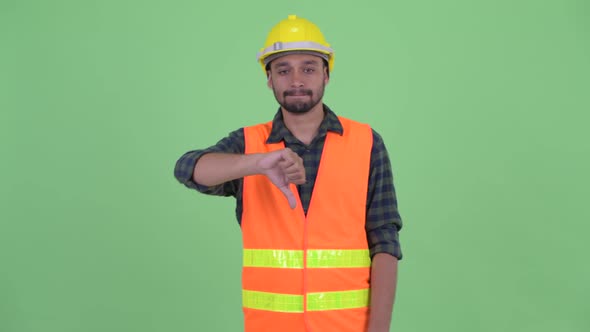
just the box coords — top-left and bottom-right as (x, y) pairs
(270, 53), (323, 68)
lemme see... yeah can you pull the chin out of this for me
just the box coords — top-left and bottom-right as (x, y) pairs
(282, 99), (323, 114)
(284, 105), (312, 114)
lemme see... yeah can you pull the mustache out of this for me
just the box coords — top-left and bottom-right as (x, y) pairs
(284, 89), (312, 97)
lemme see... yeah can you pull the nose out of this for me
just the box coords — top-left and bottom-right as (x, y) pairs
(290, 70), (304, 88)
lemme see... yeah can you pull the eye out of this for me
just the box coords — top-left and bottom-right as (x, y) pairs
(303, 68), (315, 73)
(277, 69), (289, 75)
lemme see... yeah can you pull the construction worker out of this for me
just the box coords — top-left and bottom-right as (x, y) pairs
(174, 15), (403, 332)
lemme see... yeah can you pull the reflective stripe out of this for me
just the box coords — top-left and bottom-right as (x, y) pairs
(243, 289), (369, 312)
(243, 290), (303, 313)
(243, 249), (303, 268)
(307, 289), (370, 311)
(243, 249), (370, 269)
(307, 249), (371, 268)
(256, 41), (334, 60)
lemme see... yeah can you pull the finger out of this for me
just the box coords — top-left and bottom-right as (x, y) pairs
(281, 148), (296, 159)
(288, 177), (306, 185)
(285, 169), (305, 182)
(278, 159), (296, 170)
(285, 172), (305, 182)
(283, 163), (303, 174)
(280, 149), (302, 165)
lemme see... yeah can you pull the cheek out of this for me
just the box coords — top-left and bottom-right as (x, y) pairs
(270, 80), (287, 92)
(269, 84), (283, 98)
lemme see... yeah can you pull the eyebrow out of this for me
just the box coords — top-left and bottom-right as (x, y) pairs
(273, 61), (290, 68)
(274, 59), (320, 68)
(302, 60), (320, 66)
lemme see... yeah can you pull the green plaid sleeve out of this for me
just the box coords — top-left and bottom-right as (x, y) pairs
(366, 130), (403, 260)
(173, 128), (245, 197)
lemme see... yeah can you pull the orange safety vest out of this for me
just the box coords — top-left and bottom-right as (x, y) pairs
(242, 116), (373, 332)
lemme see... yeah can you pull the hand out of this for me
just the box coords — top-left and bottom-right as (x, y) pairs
(257, 148), (305, 209)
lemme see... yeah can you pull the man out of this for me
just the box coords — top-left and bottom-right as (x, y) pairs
(174, 15), (403, 332)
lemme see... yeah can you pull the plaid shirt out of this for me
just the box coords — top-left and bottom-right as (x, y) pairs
(174, 105), (403, 259)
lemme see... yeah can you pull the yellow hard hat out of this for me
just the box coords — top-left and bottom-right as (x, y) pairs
(257, 15), (334, 75)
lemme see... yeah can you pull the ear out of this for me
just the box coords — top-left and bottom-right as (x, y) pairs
(323, 67), (330, 85)
(267, 72), (273, 89)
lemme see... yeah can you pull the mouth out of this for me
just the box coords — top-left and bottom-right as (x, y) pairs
(285, 90), (312, 97)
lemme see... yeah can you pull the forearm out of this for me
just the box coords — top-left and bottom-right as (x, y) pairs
(367, 253), (398, 332)
(193, 152), (263, 186)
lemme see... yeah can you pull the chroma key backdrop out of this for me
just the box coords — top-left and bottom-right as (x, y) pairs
(1, 1), (588, 331)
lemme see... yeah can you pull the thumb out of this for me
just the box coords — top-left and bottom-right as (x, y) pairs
(277, 184), (297, 209)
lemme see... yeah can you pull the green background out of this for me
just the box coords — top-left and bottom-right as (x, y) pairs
(1, 0), (589, 331)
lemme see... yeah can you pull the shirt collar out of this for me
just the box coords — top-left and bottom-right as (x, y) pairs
(266, 104), (344, 144)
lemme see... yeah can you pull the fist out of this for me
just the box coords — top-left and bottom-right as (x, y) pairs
(257, 148), (306, 208)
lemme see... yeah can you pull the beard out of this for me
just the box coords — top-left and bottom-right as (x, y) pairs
(273, 85), (325, 114)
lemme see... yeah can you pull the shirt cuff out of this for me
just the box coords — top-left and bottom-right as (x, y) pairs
(368, 225), (403, 260)
(174, 149), (211, 190)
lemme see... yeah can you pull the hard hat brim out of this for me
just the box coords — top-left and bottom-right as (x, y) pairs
(262, 50), (330, 67)
(257, 41), (333, 63)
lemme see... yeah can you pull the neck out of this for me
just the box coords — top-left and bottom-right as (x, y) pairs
(281, 102), (325, 146)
